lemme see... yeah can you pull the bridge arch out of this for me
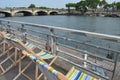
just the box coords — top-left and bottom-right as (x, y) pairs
(0, 11), (11, 17)
(14, 11), (33, 16)
(49, 11), (58, 15)
(35, 11), (48, 16)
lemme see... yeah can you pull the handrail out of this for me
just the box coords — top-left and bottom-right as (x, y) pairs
(58, 56), (110, 80)
(1, 19), (120, 42)
(57, 49), (113, 72)
(57, 43), (115, 63)
(24, 29), (120, 58)
(25, 30), (115, 62)
(0, 19), (119, 80)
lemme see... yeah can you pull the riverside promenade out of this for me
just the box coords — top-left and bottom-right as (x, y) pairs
(0, 19), (120, 80)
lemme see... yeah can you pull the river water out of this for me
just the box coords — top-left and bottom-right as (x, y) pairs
(2, 15), (120, 35)
(1, 16), (120, 57)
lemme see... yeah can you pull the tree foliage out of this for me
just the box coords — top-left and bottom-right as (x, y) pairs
(116, 2), (120, 10)
(75, 1), (88, 14)
(28, 4), (36, 8)
(66, 3), (76, 13)
(86, 0), (99, 9)
(38, 6), (49, 9)
(66, 0), (120, 14)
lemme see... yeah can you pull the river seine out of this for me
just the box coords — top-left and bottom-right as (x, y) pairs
(1, 16), (120, 57)
(2, 15), (120, 36)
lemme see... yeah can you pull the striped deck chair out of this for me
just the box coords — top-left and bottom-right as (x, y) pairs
(24, 41), (55, 59)
(1, 32), (99, 80)
(6, 35), (57, 80)
(0, 32), (25, 76)
(2, 31), (55, 61)
(22, 51), (99, 80)
(2, 32), (54, 60)
(22, 51), (68, 80)
(25, 42), (35, 50)
(66, 67), (99, 80)
(24, 41), (57, 80)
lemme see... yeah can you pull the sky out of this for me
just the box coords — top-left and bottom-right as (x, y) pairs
(0, 0), (120, 8)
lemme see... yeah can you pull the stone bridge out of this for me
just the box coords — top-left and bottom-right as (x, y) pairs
(0, 8), (67, 17)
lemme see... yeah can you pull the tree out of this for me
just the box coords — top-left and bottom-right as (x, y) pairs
(116, 2), (120, 10)
(104, 4), (112, 8)
(38, 6), (49, 9)
(75, 1), (88, 14)
(66, 3), (76, 13)
(98, 0), (108, 8)
(86, 0), (99, 9)
(28, 4), (36, 8)
(101, 0), (107, 5)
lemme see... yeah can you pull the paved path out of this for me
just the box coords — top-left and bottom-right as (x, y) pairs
(0, 76), (6, 80)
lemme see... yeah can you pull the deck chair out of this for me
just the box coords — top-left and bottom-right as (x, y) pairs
(1, 31), (55, 60)
(1, 32), (99, 80)
(0, 32), (25, 76)
(4, 32), (57, 80)
(21, 41), (57, 80)
(25, 42), (54, 59)
(66, 67), (99, 80)
(22, 51), (99, 80)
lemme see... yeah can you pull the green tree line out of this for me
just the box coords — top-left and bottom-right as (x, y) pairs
(66, 0), (120, 14)
(28, 4), (50, 9)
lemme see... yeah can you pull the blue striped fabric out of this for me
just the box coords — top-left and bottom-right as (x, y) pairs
(86, 76), (92, 80)
(25, 42), (29, 46)
(69, 70), (79, 80)
(11, 37), (18, 42)
(25, 53), (58, 76)
(37, 51), (54, 59)
(82, 74), (88, 80)
(25, 42), (54, 59)
(67, 67), (98, 80)
(74, 71), (82, 80)
(6, 33), (11, 39)
(25, 42), (35, 49)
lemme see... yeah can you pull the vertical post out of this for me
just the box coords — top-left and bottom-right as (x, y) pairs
(0, 21), (2, 31)
(35, 64), (38, 80)
(21, 24), (26, 42)
(21, 24), (24, 31)
(7, 22), (11, 33)
(112, 53), (119, 80)
(84, 53), (88, 68)
(50, 28), (56, 54)
(7, 43), (10, 56)
(55, 37), (58, 55)
(14, 47), (18, 64)
(19, 50), (22, 73)
(3, 40), (5, 54)
(47, 35), (49, 41)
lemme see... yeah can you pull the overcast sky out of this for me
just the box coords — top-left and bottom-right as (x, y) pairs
(0, 0), (120, 8)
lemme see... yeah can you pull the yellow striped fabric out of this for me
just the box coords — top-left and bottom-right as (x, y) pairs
(67, 67), (76, 79)
(36, 60), (41, 64)
(67, 67), (98, 80)
(78, 73), (85, 80)
(48, 67), (54, 73)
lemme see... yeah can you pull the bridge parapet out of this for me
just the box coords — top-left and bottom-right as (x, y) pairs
(0, 8), (66, 17)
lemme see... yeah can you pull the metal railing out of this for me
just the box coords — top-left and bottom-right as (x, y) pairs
(0, 19), (120, 80)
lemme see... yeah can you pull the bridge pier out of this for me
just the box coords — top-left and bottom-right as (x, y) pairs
(11, 13), (14, 17)
(32, 12), (36, 16)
